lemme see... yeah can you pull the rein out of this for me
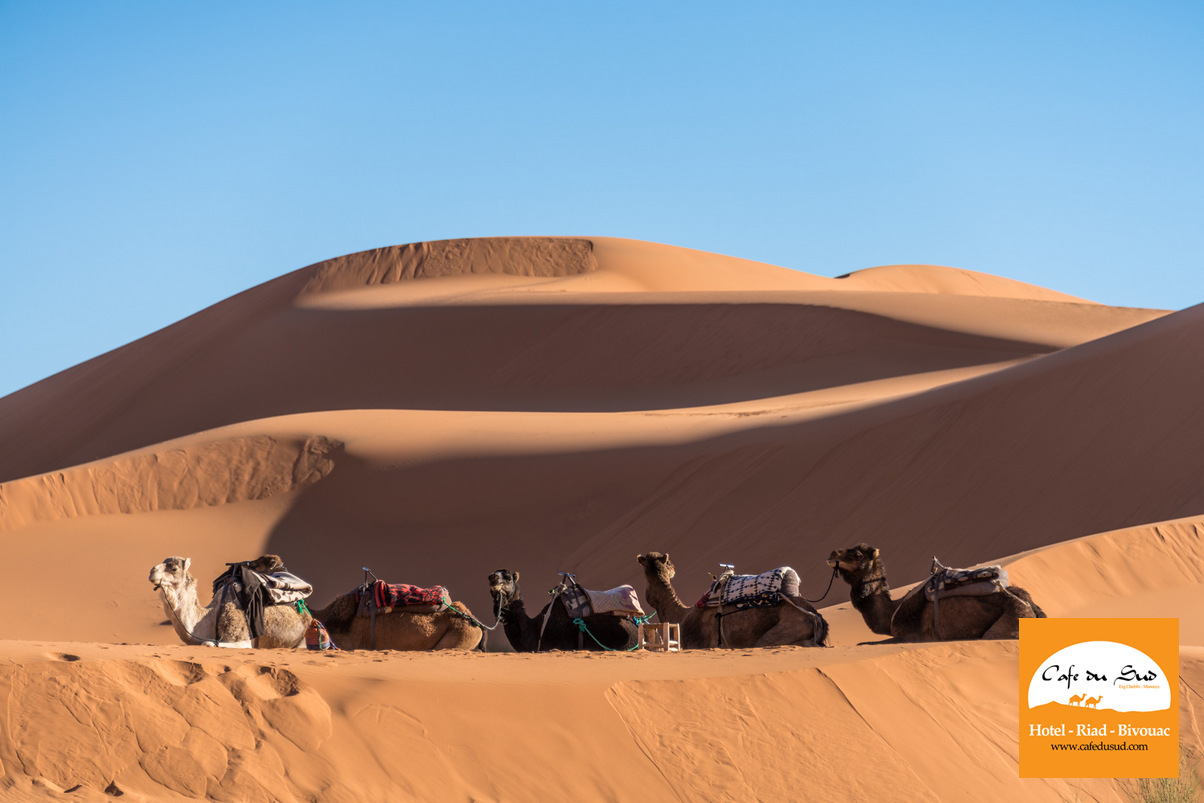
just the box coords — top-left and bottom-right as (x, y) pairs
(805, 566), (840, 603)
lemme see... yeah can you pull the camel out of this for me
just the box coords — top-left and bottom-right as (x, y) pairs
(150, 556), (484, 650)
(310, 585), (483, 651)
(1084, 696), (1101, 709)
(487, 569), (639, 652)
(1069, 693), (1086, 706)
(636, 553), (828, 649)
(149, 556), (306, 648)
(826, 543), (1046, 642)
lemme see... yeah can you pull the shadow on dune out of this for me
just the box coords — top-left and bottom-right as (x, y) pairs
(0, 301), (1051, 484)
(264, 304), (1204, 626)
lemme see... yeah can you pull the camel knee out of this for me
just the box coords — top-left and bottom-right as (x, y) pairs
(433, 626), (480, 650)
(982, 614), (1021, 640)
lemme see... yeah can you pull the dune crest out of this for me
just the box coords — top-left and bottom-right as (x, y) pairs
(298, 236), (597, 295)
(0, 435), (340, 531)
(835, 263), (1095, 302)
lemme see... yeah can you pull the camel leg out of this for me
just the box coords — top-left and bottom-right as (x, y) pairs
(431, 623), (481, 650)
(981, 613), (1021, 640)
(981, 593), (1035, 640)
(750, 616), (816, 648)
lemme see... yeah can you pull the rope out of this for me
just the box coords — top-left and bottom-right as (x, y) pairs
(441, 593), (499, 632)
(805, 566), (840, 603)
(573, 618), (641, 652)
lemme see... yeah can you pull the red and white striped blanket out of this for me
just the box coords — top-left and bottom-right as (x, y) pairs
(356, 580), (448, 611)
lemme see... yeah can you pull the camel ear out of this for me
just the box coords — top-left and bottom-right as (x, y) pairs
(183, 557), (191, 572)
(637, 554), (646, 566)
(871, 548), (879, 559)
(513, 571), (519, 582)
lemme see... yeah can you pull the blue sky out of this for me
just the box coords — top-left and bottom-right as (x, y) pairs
(2, 2), (1201, 399)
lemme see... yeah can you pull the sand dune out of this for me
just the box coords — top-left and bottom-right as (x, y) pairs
(0, 237), (1199, 800)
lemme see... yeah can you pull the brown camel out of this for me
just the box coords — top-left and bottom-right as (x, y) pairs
(636, 552), (828, 649)
(310, 585), (483, 651)
(826, 543), (1046, 642)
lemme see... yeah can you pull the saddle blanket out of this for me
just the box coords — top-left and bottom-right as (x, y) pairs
(924, 562), (1009, 601)
(585, 585), (644, 616)
(557, 582), (644, 619)
(219, 570), (313, 606)
(696, 567), (801, 610)
(357, 580), (448, 611)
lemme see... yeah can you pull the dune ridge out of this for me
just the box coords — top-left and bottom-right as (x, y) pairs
(0, 435), (340, 531)
(299, 237), (598, 295)
(834, 262), (1094, 301)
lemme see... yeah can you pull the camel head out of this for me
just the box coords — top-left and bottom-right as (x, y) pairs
(636, 552), (675, 584)
(827, 544), (881, 581)
(149, 556), (195, 595)
(487, 569), (520, 617)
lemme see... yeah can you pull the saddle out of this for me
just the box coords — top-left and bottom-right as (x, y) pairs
(539, 574), (645, 650)
(923, 558), (1009, 601)
(354, 580), (448, 616)
(923, 557), (1010, 639)
(551, 575), (644, 619)
(350, 574), (456, 650)
(211, 555), (314, 640)
(696, 566), (801, 611)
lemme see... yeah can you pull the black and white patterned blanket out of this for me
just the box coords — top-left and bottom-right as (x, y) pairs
(697, 567), (801, 610)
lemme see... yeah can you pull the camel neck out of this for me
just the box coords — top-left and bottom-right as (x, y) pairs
(842, 564), (897, 637)
(159, 582), (212, 646)
(643, 577), (690, 624)
(500, 595), (542, 652)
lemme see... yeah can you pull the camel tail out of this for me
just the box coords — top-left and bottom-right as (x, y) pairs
(814, 611), (830, 647)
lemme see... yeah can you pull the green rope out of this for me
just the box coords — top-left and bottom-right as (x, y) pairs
(573, 618), (642, 651)
(295, 599), (311, 616)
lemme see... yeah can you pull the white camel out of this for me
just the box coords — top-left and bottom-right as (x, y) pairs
(148, 556), (308, 648)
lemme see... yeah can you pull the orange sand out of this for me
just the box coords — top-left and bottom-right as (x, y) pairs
(0, 237), (1198, 801)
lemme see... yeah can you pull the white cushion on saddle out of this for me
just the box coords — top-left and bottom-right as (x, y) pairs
(585, 585), (645, 616)
(231, 571), (313, 605)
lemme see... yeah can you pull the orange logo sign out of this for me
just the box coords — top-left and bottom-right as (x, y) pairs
(1020, 618), (1178, 778)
